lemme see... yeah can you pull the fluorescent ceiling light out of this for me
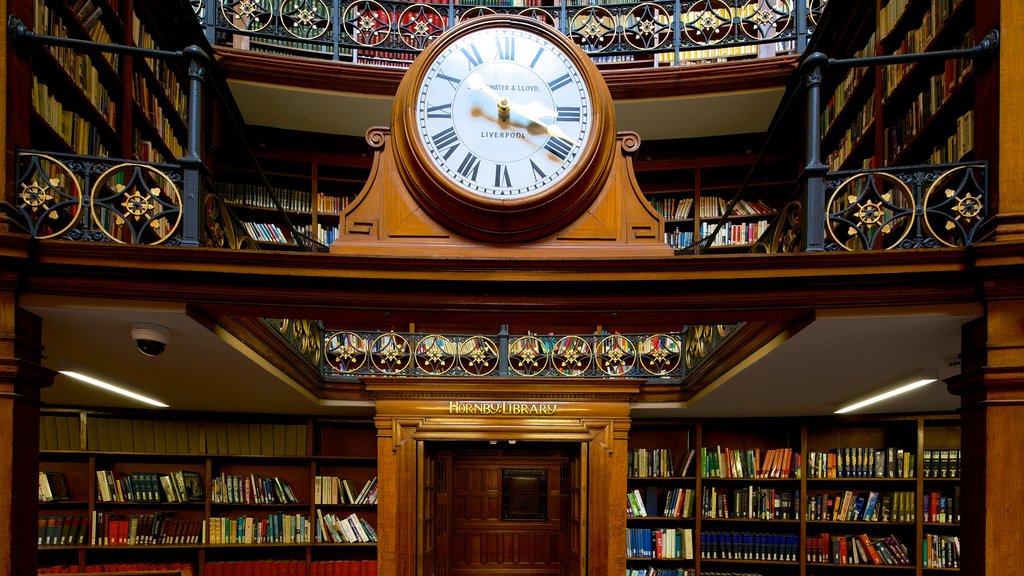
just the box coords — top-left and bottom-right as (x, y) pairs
(58, 368), (169, 408)
(834, 374), (937, 414)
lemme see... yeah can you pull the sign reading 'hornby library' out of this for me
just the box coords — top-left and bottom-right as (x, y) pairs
(449, 401), (558, 415)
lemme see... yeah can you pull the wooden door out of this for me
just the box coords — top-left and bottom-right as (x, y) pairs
(560, 444), (584, 576)
(438, 445), (569, 576)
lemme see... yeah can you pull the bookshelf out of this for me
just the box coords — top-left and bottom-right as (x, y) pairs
(211, 128), (370, 250)
(633, 135), (798, 251)
(22, 0), (192, 163)
(626, 414), (961, 576)
(818, 0), (977, 172)
(37, 411), (378, 575)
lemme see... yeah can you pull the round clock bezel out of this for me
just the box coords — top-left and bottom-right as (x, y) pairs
(391, 15), (617, 243)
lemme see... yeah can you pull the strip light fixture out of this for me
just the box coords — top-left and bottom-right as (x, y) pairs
(58, 364), (169, 408)
(834, 372), (938, 414)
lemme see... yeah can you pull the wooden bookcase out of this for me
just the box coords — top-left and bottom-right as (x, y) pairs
(626, 414), (961, 576)
(633, 135), (800, 251)
(210, 128), (372, 250)
(18, 0), (196, 162)
(817, 0), (976, 172)
(37, 410), (378, 576)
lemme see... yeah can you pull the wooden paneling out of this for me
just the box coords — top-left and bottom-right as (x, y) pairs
(446, 449), (564, 576)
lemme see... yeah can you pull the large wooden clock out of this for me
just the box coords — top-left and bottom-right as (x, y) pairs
(333, 15), (670, 256)
(392, 15), (616, 241)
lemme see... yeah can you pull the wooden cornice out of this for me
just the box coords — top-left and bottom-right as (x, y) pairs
(215, 47), (407, 96)
(214, 47), (797, 101)
(17, 239), (989, 331)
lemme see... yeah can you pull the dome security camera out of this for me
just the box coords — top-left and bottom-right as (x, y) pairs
(130, 323), (171, 357)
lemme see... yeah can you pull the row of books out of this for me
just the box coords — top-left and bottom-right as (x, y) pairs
(313, 561), (378, 576)
(700, 531), (799, 562)
(206, 421), (308, 456)
(315, 223), (340, 245)
(39, 471), (70, 502)
(317, 192), (351, 214)
(96, 469), (203, 503)
(702, 486), (798, 520)
(208, 513), (311, 544)
(627, 448), (694, 478)
(625, 569), (692, 576)
(133, 15), (188, 114)
(315, 475), (378, 505)
(883, 69), (972, 164)
(821, 33), (875, 135)
(923, 534), (961, 568)
(92, 511), (204, 546)
(806, 532), (912, 565)
(242, 220), (293, 244)
(133, 72), (186, 158)
(39, 514), (87, 546)
(86, 416), (200, 453)
(32, 77), (111, 157)
(665, 228), (694, 250)
(206, 560), (378, 576)
(806, 490), (916, 523)
(40, 414), (82, 451)
(661, 488), (696, 519)
(924, 488), (960, 523)
(926, 109), (974, 164)
(218, 182), (312, 213)
(38, 563), (193, 574)
(626, 527), (694, 560)
(701, 446), (800, 479)
(697, 196), (773, 219)
(702, 219), (769, 247)
(314, 510), (379, 543)
(211, 474), (298, 505)
(649, 197), (694, 221)
(805, 446), (916, 478)
(826, 92), (876, 171)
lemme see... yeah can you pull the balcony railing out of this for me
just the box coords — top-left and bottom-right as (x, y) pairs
(262, 320), (737, 380)
(196, 0), (827, 67)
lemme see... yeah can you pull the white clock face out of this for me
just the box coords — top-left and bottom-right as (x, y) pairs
(416, 27), (592, 200)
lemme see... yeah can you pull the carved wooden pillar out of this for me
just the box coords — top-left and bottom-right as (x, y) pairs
(0, 292), (56, 576)
(946, 296), (1024, 576)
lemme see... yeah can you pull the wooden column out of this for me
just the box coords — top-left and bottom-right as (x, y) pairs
(946, 297), (1024, 576)
(0, 294), (55, 576)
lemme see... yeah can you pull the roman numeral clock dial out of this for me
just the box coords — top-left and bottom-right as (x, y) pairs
(389, 15), (615, 242)
(415, 26), (592, 199)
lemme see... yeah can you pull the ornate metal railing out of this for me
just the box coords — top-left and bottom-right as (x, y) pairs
(312, 324), (737, 379)
(195, 0), (827, 66)
(10, 151), (190, 245)
(824, 162), (988, 251)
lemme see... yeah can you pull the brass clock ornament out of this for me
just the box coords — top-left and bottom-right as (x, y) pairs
(391, 15), (617, 242)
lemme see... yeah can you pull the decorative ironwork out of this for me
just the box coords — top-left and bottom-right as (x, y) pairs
(551, 336), (593, 377)
(221, 0), (274, 32)
(90, 163), (183, 245)
(458, 336), (500, 376)
(414, 334), (458, 375)
(370, 332), (413, 373)
(622, 4), (673, 51)
(280, 0), (331, 39)
(325, 331), (369, 372)
(343, 0), (391, 46)
(13, 153), (83, 239)
(320, 329), (728, 379)
(823, 163), (988, 251)
(637, 334), (681, 375)
(398, 4), (445, 50)
(508, 335), (550, 377)
(200, 0), (818, 65)
(267, 318), (324, 368)
(922, 164), (987, 247)
(752, 200), (802, 253)
(595, 334), (637, 376)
